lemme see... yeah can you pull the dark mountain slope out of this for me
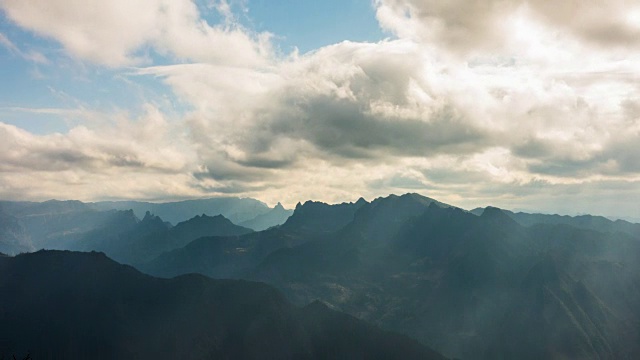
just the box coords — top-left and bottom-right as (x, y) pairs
(134, 193), (640, 359)
(142, 198), (371, 278)
(158, 213), (252, 247)
(60, 212), (252, 265)
(280, 198), (368, 235)
(248, 201), (640, 359)
(299, 300), (447, 360)
(142, 227), (310, 279)
(66, 211), (169, 262)
(0, 250), (447, 360)
(342, 193), (451, 245)
(485, 256), (635, 360)
(123, 214), (253, 264)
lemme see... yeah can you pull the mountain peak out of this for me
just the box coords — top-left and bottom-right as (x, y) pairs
(142, 211), (164, 223)
(142, 211), (153, 221)
(274, 202), (285, 211)
(480, 206), (520, 227)
(179, 213), (231, 226)
(283, 200), (362, 234)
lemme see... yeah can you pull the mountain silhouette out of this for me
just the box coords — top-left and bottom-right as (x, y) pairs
(3, 193), (640, 359)
(65, 212), (253, 265)
(145, 193), (640, 359)
(0, 250), (447, 360)
(90, 197), (272, 225)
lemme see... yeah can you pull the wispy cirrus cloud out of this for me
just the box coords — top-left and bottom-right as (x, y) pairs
(0, 32), (48, 64)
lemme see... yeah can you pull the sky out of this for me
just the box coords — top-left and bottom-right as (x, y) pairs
(0, 0), (639, 219)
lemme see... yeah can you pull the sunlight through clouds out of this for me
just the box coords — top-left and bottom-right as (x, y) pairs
(0, 0), (638, 217)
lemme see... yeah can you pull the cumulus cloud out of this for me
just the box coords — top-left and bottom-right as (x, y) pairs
(0, 105), (200, 200)
(0, 0), (639, 216)
(375, 0), (640, 54)
(0, 0), (272, 67)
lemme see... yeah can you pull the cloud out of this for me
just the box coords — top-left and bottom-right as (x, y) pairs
(0, 0), (639, 217)
(375, 0), (519, 53)
(0, 107), (189, 173)
(375, 0), (640, 55)
(526, 0), (640, 48)
(0, 32), (48, 64)
(0, 0), (272, 67)
(134, 9), (639, 210)
(0, 105), (200, 200)
(143, 40), (493, 167)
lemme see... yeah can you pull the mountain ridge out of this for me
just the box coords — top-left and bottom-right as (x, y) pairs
(0, 250), (448, 360)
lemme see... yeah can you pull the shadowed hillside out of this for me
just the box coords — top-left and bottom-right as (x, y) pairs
(145, 193), (640, 359)
(0, 250), (447, 360)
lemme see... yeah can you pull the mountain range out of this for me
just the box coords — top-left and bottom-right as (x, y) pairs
(0, 250), (446, 360)
(89, 197), (293, 226)
(139, 193), (640, 359)
(1, 193), (639, 359)
(0, 197), (292, 256)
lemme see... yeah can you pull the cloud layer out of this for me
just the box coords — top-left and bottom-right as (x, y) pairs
(0, 0), (639, 217)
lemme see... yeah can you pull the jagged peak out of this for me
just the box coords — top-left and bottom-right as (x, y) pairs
(120, 209), (136, 217)
(178, 213), (229, 226)
(142, 211), (155, 221)
(274, 202), (285, 211)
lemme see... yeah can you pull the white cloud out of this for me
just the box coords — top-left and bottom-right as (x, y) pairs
(0, 105), (200, 200)
(375, 0), (640, 55)
(0, 0), (272, 67)
(0, 0), (639, 216)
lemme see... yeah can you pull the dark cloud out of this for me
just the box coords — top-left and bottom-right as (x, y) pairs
(1, 146), (161, 173)
(192, 153), (277, 182)
(512, 137), (556, 159)
(262, 97), (490, 159)
(213, 42), (494, 168)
